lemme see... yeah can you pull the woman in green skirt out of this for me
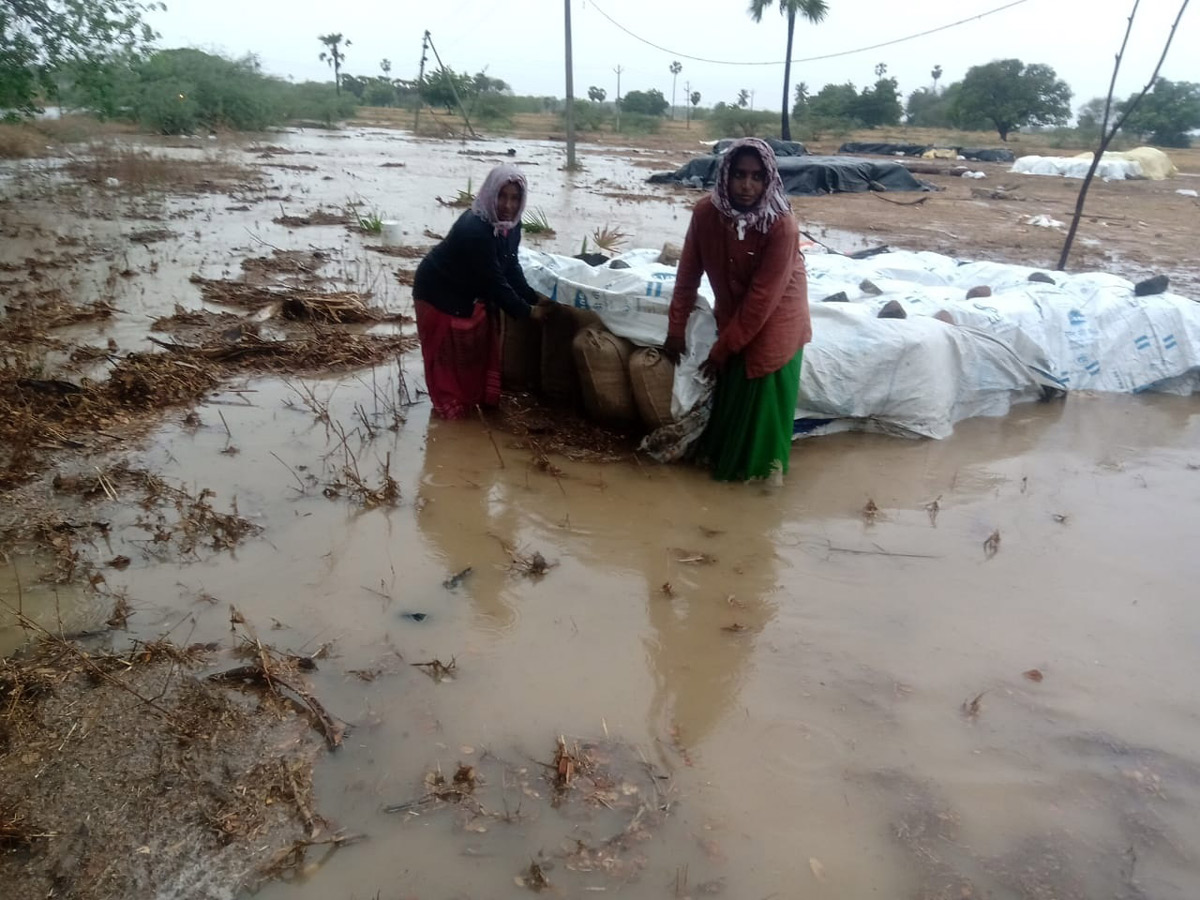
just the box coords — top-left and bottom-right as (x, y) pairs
(662, 138), (811, 482)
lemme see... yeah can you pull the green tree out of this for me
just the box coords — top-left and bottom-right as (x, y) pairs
(571, 100), (610, 130)
(856, 76), (901, 126)
(953, 58), (1071, 141)
(691, 90), (701, 108)
(736, 88), (750, 108)
(1, 0), (161, 116)
(587, 85), (606, 102)
(57, 50), (140, 118)
(130, 49), (279, 134)
(809, 81), (858, 121)
(62, 48), (360, 134)
(1119, 78), (1200, 148)
(286, 80), (357, 128)
(470, 71), (509, 95)
(669, 60), (682, 118)
(364, 77), (397, 107)
(420, 65), (471, 112)
(417, 66), (511, 121)
(930, 64), (943, 93)
(748, 0), (829, 141)
(707, 102), (778, 138)
(318, 33), (350, 95)
(791, 81), (809, 118)
(906, 86), (954, 128)
(621, 88), (668, 115)
(1075, 96), (1108, 141)
(468, 72), (513, 123)
(1076, 96), (1108, 129)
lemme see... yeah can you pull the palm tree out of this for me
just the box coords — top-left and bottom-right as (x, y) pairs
(669, 60), (682, 119)
(930, 64), (943, 94)
(748, 0), (829, 141)
(318, 33), (350, 94)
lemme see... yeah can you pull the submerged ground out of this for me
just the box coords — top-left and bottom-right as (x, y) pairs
(2, 119), (1199, 899)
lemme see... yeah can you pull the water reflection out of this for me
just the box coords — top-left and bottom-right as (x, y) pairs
(0, 568), (94, 656)
(641, 482), (786, 750)
(415, 419), (522, 628)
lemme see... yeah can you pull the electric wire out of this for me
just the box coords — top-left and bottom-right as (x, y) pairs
(586, 0), (1032, 66)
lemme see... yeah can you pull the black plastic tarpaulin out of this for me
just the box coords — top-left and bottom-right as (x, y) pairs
(838, 141), (1015, 163)
(838, 141), (931, 157)
(959, 148), (1016, 162)
(712, 138), (808, 157)
(648, 154), (933, 195)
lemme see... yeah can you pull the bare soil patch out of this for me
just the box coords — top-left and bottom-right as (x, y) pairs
(125, 226), (176, 244)
(272, 208), (350, 227)
(494, 392), (638, 464)
(255, 162), (319, 173)
(0, 627), (345, 900)
(365, 243), (429, 259)
(63, 146), (262, 195)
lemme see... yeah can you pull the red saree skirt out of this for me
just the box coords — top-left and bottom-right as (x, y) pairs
(414, 300), (501, 419)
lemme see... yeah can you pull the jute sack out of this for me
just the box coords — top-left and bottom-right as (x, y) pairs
(628, 347), (676, 430)
(500, 311), (542, 392)
(572, 326), (639, 426)
(541, 305), (601, 405)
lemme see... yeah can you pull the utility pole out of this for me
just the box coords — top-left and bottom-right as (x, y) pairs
(750, 89), (755, 111)
(613, 65), (623, 133)
(414, 30), (429, 133)
(684, 79), (690, 129)
(425, 32), (476, 138)
(564, 0), (577, 168)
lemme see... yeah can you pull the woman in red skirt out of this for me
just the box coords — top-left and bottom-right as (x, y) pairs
(413, 165), (547, 419)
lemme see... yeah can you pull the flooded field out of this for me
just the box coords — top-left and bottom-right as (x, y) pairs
(3, 128), (1200, 899)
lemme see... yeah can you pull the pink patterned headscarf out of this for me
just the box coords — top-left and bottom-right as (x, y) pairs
(712, 138), (791, 240)
(470, 164), (528, 237)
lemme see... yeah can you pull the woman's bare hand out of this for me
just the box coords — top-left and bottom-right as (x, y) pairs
(661, 335), (686, 364)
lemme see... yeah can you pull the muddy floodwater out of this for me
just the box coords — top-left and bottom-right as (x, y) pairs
(3, 129), (1200, 898)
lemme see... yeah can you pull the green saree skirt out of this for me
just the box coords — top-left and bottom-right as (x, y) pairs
(694, 349), (802, 482)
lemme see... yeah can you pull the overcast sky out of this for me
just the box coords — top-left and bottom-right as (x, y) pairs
(153, 0), (1197, 114)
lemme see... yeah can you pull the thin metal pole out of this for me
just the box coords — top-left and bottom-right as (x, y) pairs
(414, 30), (429, 133)
(425, 32), (477, 138)
(613, 65), (623, 133)
(564, 0), (577, 168)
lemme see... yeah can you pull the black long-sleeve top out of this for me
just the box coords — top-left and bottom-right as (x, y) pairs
(413, 210), (538, 319)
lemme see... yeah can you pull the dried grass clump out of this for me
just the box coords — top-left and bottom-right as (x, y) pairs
(32, 116), (139, 145)
(0, 621), (346, 899)
(63, 144), (262, 194)
(0, 325), (417, 487)
(384, 733), (674, 890)
(273, 209), (350, 227)
(0, 124), (46, 159)
(365, 243), (428, 259)
(497, 392), (637, 463)
(238, 249), (329, 281)
(0, 290), (114, 344)
(100, 353), (223, 408)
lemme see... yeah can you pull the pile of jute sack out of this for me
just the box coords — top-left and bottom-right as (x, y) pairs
(514, 245), (1200, 446)
(500, 305), (676, 432)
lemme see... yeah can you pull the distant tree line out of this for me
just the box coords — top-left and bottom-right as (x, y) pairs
(3, 0), (1195, 147)
(53, 49), (357, 132)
